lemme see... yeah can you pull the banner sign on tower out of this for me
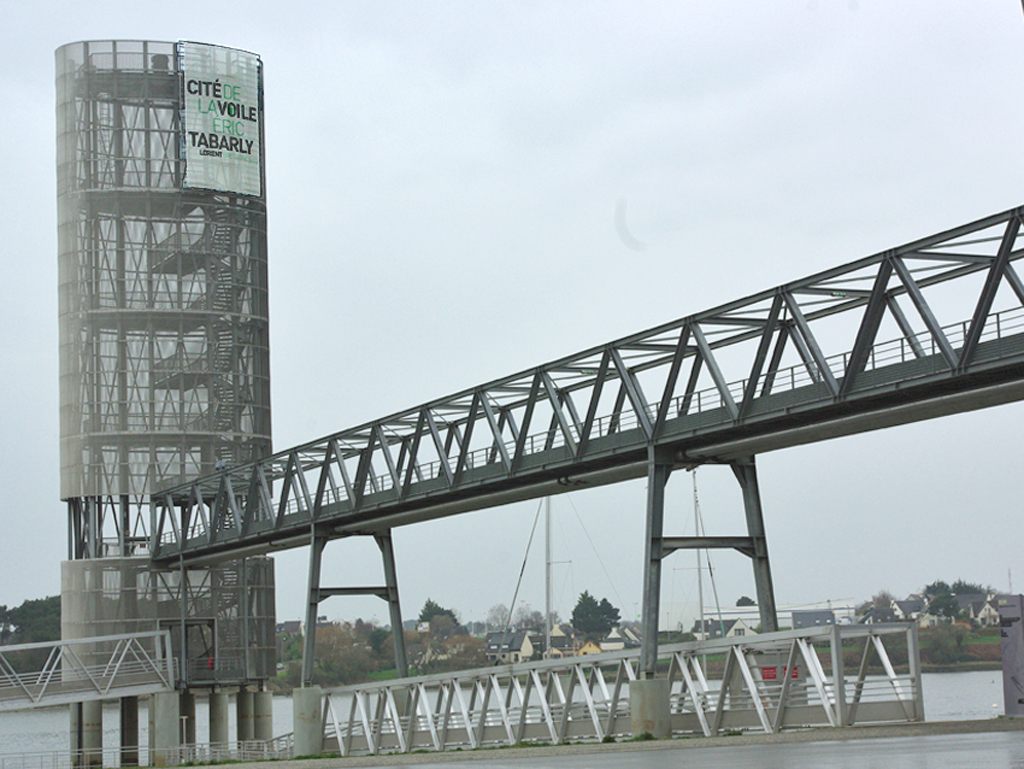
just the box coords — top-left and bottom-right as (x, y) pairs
(178, 42), (263, 197)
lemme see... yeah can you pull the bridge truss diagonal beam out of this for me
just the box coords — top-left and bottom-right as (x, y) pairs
(152, 204), (1024, 566)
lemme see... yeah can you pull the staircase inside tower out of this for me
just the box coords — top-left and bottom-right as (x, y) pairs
(150, 202), (253, 473)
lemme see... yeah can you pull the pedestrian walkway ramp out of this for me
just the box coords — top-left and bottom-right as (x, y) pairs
(320, 623), (922, 756)
(0, 630), (174, 711)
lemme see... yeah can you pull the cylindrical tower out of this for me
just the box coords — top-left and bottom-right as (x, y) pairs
(56, 41), (271, 559)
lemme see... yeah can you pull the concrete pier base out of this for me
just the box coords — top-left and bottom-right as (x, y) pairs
(70, 700), (103, 768)
(254, 690), (274, 741)
(630, 677), (671, 739)
(150, 691), (181, 767)
(120, 696), (139, 767)
(293, 686), (323, 757)
(209, 691), (230, 745)
(237, 689), (255, 744)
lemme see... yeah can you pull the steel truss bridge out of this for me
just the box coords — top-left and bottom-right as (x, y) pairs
(0, 631), (173, 711)
(152, 204), (1024, 678)
(319, 624), (921, 755)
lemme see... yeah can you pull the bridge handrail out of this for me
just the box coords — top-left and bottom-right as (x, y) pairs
(318, 623), (921, 756)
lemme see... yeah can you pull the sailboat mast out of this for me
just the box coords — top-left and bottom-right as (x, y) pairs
(694, 471), (704, 640)
(545, 496), (552, 658)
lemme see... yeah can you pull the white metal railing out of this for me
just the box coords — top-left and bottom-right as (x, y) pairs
(320, 624), (921, 756)
(0, 736), (293, 769)
(0, 631), (174, 711)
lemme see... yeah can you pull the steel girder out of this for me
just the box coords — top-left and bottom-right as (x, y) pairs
(153, 205), (1024, 565)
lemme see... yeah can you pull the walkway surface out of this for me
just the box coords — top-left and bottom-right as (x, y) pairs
(225, 718), (1024, 769)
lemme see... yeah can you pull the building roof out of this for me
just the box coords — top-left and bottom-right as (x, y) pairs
(791, 610), (835, 628)
(691, 618), (747, 637)
(485, 631), (530, 654)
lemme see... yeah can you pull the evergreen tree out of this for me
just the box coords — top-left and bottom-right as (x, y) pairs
(418, 598), (458, 626)
(571, 591), (620, 637)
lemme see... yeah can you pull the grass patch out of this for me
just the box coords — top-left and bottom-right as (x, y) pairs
(629, 731), (656, 742)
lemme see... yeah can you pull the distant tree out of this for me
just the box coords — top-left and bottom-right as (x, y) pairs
(951, 579), (987, 596)
(921, 625), (972, 665)
(929, 592), (961, 620)
(418, 598), (458, 626)
(368, 627), (391, 658)
(6, 596), (60, 644)
(924, 580), (952, 597)
(736, 596), (756, 607)
(571, 591), (620, 637)
(512, 604), (545, 632)
(486, 603), (511, 631)
(871, 590), (895, 610)
(598, 598), (620, 628)
(290, 622), (376, 687)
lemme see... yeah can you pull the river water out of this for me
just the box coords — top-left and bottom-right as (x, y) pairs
(0, 671), (1006, 756)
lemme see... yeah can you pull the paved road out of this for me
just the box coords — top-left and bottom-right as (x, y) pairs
(227, 719), (1024, 769)
(401, 732), (1024, 769)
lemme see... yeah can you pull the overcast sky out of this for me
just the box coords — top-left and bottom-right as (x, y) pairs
(3, 1), (1024, 632)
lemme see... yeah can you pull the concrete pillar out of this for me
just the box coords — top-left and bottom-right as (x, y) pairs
(630, 678), (670, 739)
(120, 696), (139, 767)
(70, 701), (103, 768)
(81, 700), (102, 768)
(209, 691), (230, 745)
(237, 689), (255, 744)
(293, 686), (323, 757)
(180, 691), (196, 745)
(254, 690), (274, 741)
(150, 691), (181, 767)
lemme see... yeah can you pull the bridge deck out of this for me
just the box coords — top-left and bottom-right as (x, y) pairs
(151, 204), (1024, 565)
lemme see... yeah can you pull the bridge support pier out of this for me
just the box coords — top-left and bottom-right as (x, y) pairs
(639, 446), (673, 678)
(209, 691), (230, 745)
(630, 677), (671, 738)
(302, 529), (409, 685)
(732, 456), (779, 632)
(149, 690), (180, 767)
(254, 690), (274, 741)
(70, 700), (102, 768)
(293, 685), (324, 757)
(237, 688), (255, 743)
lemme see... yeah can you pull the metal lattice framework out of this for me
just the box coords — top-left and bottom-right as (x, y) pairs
(57, 40), (271, 560)
(0, 631), (173, 711)
(320, 624), (921, 755)
(153, 204), (1024, 566)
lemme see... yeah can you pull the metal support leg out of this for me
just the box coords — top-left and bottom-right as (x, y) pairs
(640, 446), (674, 678)
(731, 456), (778, 632)
(302, 531), (328, 686)
(375, 531), (409, 678)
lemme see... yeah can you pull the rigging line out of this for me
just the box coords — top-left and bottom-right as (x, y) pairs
(565, 493), (627, 613)
(693, 469), (727, 638)
(504, 498), (544, 633)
